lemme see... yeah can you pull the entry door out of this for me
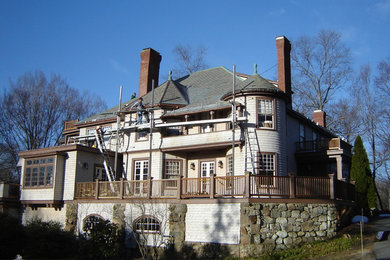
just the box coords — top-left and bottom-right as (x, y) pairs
(200, 161), (214, 193)
(134, 160), (149, 195)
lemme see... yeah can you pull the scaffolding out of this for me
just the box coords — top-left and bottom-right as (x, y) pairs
(66, 69), (259, 184)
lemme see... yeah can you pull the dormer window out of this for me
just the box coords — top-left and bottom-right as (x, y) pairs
(257, 98), (274, 129)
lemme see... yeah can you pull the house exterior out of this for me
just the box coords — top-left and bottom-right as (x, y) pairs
(18, 36), (354, 255)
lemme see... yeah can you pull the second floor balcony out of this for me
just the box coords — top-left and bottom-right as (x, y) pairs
(296, 137), (351, 154)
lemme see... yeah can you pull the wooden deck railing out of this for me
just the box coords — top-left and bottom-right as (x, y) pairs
(74, 174), (355, 202)
(64, 119), (78, 131)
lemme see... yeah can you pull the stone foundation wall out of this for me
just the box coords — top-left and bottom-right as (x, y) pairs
(239, 202), (339, 256)
(31, 201), (352, 258)
(168, 204), (187, 251)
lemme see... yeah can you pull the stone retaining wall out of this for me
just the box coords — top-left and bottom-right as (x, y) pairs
(240, 202), (339, 256)
(60, 201), (353, 258)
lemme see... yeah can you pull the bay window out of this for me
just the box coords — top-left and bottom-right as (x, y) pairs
(24, 157), (55, 188)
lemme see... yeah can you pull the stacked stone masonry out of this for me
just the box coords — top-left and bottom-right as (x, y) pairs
(240, 202), (338, 255)
(57, 201), (352, 258)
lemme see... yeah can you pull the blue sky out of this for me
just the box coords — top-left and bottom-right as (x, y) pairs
(1, 0), (389, 108)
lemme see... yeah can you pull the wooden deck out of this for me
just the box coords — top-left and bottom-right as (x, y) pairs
(74, 174), (355, 202)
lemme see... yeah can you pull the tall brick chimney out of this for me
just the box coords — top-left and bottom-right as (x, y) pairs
(139, 48), (162, 97)
(276, 36), (292, 106)
(313, 110), (326, 127)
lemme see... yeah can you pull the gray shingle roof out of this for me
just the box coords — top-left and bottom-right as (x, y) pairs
(79, 66), (281, 123)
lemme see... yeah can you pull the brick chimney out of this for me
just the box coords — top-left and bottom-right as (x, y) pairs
(139, 48), (162, 97)
(313, 110), (326, 127)
(276, 36), (292, 106)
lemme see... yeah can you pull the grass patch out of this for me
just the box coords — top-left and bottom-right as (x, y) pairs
(255, 236), (360, 260)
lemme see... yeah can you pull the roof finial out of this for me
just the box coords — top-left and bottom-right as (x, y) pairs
(254, 64), (258, 75)
(168, 70), (172, 80)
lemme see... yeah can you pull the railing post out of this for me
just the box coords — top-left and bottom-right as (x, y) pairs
(147, 177), (153, 199)
(95, 179), (99, 200)
(120, 178), (124, 199)
(177, 176), (182, 200)
(289, 173), (296, 199)
(245, 172), (251, 198)
(328, 174), (335, 200)
(210, 174), (215, 199)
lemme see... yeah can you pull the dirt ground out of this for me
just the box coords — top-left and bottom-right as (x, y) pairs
(310, 222), (378, 260)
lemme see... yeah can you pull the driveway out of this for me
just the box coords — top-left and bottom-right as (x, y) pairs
(371, 216), (390, 260)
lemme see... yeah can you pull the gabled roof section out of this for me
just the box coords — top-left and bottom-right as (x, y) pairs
(156, 80), (188, 105)
(237, 73), (282, 93)
(79, 66), (282, 122)
(162, 66), (242, 116)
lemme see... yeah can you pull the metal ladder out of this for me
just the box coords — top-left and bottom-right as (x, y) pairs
(95, 128), (116, 182)
(244, 127), (260, 174)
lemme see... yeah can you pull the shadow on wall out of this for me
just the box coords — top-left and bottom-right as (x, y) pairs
(161, 243), (231, 260)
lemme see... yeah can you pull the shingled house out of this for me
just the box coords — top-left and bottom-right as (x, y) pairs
(18, 36), (354, 254)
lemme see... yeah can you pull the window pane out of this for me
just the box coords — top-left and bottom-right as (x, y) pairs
(143, 161), (148, 180)
(24, 157), (55, 187)
(165, 161), (180, 178)
(258, 99), (273, 128)
(25, 168), (31, 186)
(32, 168), (38, 186)
(227, 157), (233, 176)
(135, 162), (141, 180)
(258, 154), (275, 175)
(46, 166), (53, 185)
(134, 216), (160, 233)
(39, 167), (45, 185)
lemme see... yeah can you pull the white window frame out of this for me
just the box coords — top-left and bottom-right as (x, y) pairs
(257, 98), (275, 129)
(133, 215), (161, 234)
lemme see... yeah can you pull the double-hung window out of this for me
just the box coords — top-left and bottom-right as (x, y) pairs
(257, 99), (274, 128)
(24, 157), (55, 188)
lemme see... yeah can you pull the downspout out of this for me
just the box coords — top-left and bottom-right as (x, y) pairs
(232, 65), (236, 176)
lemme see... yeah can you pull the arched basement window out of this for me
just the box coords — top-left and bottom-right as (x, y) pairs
(133, 215), (161, 233)
(83, 214), (104, 233)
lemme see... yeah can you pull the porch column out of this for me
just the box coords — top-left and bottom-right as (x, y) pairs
(289, 173), (296, 199)
(335, 156), (343, 180)
(209, 173), (215, 199)
(245, 172), (251, 198)
(177, 176), (182, 200)
(328, 174), (335, 200)
(95, 179), (99, 200)
(210, 111), (215, 119)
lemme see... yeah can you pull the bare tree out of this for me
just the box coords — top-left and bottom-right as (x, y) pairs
(375, 57), (390, 165)
(172, 44), (208, 78)
(327, 98), (362, 143)
(0, 71), (106, 181)
(352, 64), (390, 210)
(291, 30), (353, 116)
(125, 202), (171, 260)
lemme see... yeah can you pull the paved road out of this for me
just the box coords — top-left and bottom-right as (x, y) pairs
(371, 217), (390, 260)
